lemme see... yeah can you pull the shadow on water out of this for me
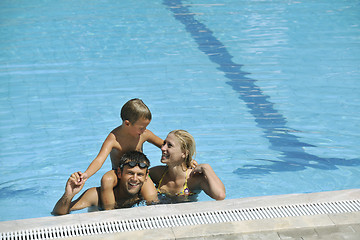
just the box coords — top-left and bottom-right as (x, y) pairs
(163, 0), (360, 177)
(0, 186), (45, 198)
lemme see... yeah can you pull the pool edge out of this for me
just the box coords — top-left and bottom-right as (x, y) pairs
(1, 189), (359, 239)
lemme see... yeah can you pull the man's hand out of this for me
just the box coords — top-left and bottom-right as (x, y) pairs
(53, 171), (87, 216)
(65, 172), (86, 196)
(76, 172), (89, 185)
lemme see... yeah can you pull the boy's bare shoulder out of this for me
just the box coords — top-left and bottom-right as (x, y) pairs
(107, 127), (126, 149)
(109, 126), (127, 141)
(110, 126), (123, 135)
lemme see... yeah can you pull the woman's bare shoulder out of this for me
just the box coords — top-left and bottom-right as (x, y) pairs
(149, 166), (167, 183)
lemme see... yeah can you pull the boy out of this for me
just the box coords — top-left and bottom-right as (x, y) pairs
(53, 151), (151, 215)
(78, 98), (163, 209)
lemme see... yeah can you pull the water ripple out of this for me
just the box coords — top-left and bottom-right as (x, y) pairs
(163, 0), (360, 176)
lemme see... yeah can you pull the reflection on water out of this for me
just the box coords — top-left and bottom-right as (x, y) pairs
(1, 0), (359, 222)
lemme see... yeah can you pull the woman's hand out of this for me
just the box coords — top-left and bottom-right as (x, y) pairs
(190, 164), (208, 177)
(190, 159), (198, 169)
(190, 164), (226, 200)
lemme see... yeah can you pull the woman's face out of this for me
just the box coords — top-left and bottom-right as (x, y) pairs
(160, 133), (185, 165)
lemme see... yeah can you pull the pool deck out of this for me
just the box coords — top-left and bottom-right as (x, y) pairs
(1, 189), (359, 239)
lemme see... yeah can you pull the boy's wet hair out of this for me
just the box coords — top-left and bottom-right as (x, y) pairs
(118, 151), (150, 171)
(121, 98), (152, 124)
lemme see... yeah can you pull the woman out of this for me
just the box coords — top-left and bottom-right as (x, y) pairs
(148, 130), (225, 203)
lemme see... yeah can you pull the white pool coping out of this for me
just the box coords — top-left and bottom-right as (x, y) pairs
(1, 189), (359, 239)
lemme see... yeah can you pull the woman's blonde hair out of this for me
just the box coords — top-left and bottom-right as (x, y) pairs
(170, 130), (196, 168)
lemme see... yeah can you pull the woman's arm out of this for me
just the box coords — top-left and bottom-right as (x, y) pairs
(191, 164), (226, 200)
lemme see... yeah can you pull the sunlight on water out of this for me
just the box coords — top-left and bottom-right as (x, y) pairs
(0, 0), (359, 221)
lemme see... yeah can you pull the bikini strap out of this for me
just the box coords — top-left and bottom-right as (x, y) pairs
(184, 169), (189, 188)
(158, 168), (168, 189)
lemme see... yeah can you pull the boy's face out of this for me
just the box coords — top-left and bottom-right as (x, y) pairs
(118, 165), (148, 196)
(127, 118), (150, 137)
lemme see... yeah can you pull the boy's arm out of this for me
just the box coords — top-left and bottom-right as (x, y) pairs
(82, 133), (116, 180)
(53, 172), (97, 215)
(144, 130), (163, 148)
(191, 164), (226, 200)
(100, 170), (118, 210)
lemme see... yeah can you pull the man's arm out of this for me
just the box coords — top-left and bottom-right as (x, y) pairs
(52, 172), (99, 215)
(53, 193), (75, 215)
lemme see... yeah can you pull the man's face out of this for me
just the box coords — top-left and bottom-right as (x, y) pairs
(118, 165), (147, 196)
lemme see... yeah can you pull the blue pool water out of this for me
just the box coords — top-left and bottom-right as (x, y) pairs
(0, 0), (359, 221)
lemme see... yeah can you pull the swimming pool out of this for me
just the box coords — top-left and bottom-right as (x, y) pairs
(0, 0), (359, 222)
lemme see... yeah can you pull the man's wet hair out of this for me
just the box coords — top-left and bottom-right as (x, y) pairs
(118, 151), (150, 172)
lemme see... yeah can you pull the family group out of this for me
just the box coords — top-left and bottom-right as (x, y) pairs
(53, 99), (226, 215)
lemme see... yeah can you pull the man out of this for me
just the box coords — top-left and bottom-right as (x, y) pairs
(53, 151), (151, 215)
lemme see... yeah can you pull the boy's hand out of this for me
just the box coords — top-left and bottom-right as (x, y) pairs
(75, 172), (88, 185)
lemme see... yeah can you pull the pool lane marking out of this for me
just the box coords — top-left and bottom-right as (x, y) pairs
(163, 0), (359, 175)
